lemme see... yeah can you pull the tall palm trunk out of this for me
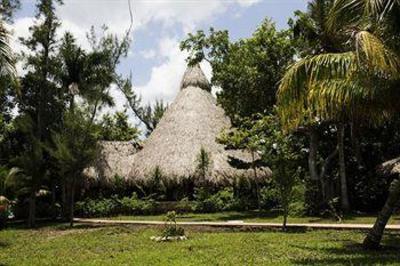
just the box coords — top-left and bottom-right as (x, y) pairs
(51, 179), (57, 220)
(337, 123), (350, 212)
(69, 177), (76, 227)
(350, 122), (364, 169)
(251, 151), (261, 209)
(308, 128), (326, 205)
(28, 191), (36, 228)
(61, 179), (67, 220)
(282, 210), (288, 231)
(308, 127), (337, 205)
(363, 179), (400, 249)
(308, 128), (319, 181)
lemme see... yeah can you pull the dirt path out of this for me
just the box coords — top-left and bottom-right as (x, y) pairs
(74, 218), (400, 231)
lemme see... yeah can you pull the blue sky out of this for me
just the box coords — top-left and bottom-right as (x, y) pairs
(12, 0), (307, 121)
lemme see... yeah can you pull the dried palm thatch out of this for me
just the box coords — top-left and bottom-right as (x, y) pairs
(379, 157), (400, 176)
(128, 64), (271, 184)
(84, 141), (139, 185)
(180, 64), (211, 92)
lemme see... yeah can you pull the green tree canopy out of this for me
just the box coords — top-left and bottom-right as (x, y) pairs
(181, 19), (295, 120)
(99, 111), (139, 141)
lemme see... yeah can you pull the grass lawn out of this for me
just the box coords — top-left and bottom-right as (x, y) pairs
(0, 223), (400, 265)
(106, 211), (400, 225)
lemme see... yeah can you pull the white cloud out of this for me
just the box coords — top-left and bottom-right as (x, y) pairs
(11, 0), (256, 125)
(57, 0), (229, 35)
(9, 17), (33, 54)
(136, 36), (187, 104)
(236, 0), (262, 7)
(140, 49), (156, 59)
(134, 36), (214, 107)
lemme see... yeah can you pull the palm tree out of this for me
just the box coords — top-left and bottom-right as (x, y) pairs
(6, 138), (46, 228)
(278, 0), (399, 248)
(0, 14), (17, 80)
(48, 110), (98, 227)
(280, 0), (352, 211)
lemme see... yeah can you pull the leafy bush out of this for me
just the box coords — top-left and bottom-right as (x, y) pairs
(118, 193), (157, 215)
(175, 198), (194, 213)
(74, 184), (305, 218)
(75, 193), (157, 217)
(162, 211), (185, 237)
(193, 187), (237, 212)
(75, 197), (119, 217)
(288, 184), (306, 216)
(260, 186), (280, 210)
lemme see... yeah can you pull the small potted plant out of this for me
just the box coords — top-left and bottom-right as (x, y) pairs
(151, 211), (187, 242)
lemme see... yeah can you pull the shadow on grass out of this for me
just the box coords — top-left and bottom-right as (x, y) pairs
(5, 220), (108, 231)
(291, 235), (400, 265)
(0, 240), (10, 248)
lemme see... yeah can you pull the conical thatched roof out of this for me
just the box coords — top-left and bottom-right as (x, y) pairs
(84, 141), (140, 185)
(128, 64), (271, 184)
(180, 63), (211, 92)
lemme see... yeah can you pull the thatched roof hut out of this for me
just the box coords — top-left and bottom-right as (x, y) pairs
(84, 141), (140, 185)
(128, 64), (271, 184)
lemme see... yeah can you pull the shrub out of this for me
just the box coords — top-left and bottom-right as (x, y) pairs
(259, 186), (280, 210)
(232, 176), (263, 210)
(288, 184), (306, 216)
(175, 197), (194, 213)
(75, 193), (158, 217)
(118, 193), (145, 214)
(75, 197), (118, 217)
(193, 187), (236, 212)
(162, 211), (185, 237)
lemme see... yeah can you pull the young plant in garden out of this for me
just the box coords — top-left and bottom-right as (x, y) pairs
(151, 211), (186, 242)
(262, 115), (303, 230)
(162, 211), (185, 238)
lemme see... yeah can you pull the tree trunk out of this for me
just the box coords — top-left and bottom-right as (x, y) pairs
(283, 211), (288, 231)
(61, 179), (67, 220)
(337, 123), (350, 212)
(251, 151), (261, 209)
(28, 191), (36, 228)
(320, 147), (338, 203)
(308, 128), (319, 182)
(350, 122), (364, 169)
(282, 200), (288, 232)
(51, 179), (57, 220)
(307, 128), (325, 209)
(363, 179), (400, 249)
(69, 178), (76, 228)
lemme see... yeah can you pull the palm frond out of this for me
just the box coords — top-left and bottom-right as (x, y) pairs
(278, 52), (356, 108)
(328, 0), (364, 31)
(329, 0), (400, 28)
(0, 22), (16, 79)
(356, 30), (400, 78)
(364, 0), (400, 19)
(277, 52), (356, 129)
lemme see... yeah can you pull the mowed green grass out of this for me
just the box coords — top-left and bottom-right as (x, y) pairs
(1, 223), (400, 265)
(107, 211), (400, 225)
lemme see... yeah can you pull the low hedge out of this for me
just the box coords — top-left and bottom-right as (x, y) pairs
(75, 193), (195, 217)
